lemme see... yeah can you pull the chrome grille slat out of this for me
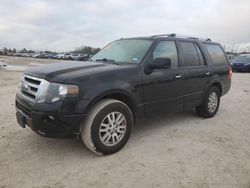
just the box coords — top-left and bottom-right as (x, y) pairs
(22, 90), (36, 99)
(18, 74), (44, 102)
(20, 80), (39, 90)
(17, 91), (35, 103)
(24, 77), (41, 85)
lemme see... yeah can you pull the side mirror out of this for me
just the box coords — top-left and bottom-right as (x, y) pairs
(150, 58), (171, 69)
(144, 57), (171, 74)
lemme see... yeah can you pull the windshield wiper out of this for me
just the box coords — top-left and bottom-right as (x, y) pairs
(96, 58), (115, 62)
(95, 58), (119, 65)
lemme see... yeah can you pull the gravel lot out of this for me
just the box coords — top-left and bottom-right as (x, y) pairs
(0, 56), (250, 188)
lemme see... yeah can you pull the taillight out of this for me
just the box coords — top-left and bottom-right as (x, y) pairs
(228, 66), (232, 80)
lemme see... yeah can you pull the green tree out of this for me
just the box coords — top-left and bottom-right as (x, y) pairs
(73, 46), (101, 55)
(28, 50), (35, 53)
(21, 48), (27, 53)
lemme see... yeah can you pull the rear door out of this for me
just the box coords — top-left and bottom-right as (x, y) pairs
(204, 43), (231, 95)
(177, 40), (211, 108)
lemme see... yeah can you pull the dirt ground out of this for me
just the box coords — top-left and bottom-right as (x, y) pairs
(0, 56), (250, 188)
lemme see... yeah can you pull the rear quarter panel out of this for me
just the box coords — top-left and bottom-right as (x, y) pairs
(201, 42), (231, 96)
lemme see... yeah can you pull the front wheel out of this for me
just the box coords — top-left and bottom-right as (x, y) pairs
(81, 99), (133, 155)
(196, 86), (220, 118)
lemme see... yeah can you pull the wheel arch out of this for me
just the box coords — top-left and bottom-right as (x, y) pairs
(211, 82), (222, 96)
(83, 89), (138, 122)
(201, 78), (223, 103)
(207, 77), (223, 96)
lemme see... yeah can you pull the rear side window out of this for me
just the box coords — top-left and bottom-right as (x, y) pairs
(205, 44), (228, 66)
(180, 42), (200, 67)
(153, 41), (178, 68)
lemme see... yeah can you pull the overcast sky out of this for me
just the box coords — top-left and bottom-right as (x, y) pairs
(0, 0), (250, 52)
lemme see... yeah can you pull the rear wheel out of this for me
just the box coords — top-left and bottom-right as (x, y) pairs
(196, 86), (220, 118)
(81, 99), (133, 155)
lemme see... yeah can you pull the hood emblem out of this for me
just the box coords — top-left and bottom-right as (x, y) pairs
(21, 82), (30, 92)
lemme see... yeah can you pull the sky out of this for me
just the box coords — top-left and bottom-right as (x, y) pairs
(0, 0), (250, 52)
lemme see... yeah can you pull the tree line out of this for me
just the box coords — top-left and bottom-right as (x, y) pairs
(73, 46), (101, 55)
(0, 45), (101, 55)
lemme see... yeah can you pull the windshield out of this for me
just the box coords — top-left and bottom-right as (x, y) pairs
(91, 39), (152, 64)
(233, 55), (250, 64)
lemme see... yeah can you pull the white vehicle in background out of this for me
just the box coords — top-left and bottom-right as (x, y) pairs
(22, 53), (33, 57)
(55, 53), (65, 59)
(0, 59), (7, 67)
(63, 53), (72, 60)
(32, 54), (41, 58)
(13, 53), (22, 57)
(68, 53), (82, 61)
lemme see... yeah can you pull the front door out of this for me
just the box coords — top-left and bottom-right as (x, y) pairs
(142, 40), (186, 115)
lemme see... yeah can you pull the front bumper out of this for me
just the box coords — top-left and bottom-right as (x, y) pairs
(15, 94), (85, 138)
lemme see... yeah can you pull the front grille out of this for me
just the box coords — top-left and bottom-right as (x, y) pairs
(18, 74), (43, 102)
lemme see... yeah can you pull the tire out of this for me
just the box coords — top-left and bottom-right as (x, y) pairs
(81, 99), (133, 155)
(196, 86), (220, 118)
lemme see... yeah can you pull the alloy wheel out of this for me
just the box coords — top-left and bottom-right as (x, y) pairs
(99, 112), (127, 146)
(207, 92), (218, 113)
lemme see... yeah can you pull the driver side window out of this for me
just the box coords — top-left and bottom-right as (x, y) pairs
(153, 41), (178, 68)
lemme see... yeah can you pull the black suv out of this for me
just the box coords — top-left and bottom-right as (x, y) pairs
(16, 34), (231, 155)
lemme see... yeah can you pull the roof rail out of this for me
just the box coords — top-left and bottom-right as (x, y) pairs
(150, 33), (176, 38)
(151, 33), (211, 41)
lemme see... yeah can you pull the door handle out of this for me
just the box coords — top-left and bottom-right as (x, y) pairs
(205, 72), (211, 76)
(175, 74), (182, 79)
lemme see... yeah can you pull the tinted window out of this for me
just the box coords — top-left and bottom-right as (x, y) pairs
(205, 44), (228, 65)
(195, 44), (205, 65)
(180, 42), (200, 67)
(153, 41), (178, 68)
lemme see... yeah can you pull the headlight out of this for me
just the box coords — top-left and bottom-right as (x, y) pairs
(36, 80), (79, 103)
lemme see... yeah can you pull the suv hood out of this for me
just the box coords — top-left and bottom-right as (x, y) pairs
(25, 61), (120, 82)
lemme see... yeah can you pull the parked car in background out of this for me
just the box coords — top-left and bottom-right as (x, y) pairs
(66, 54), (78, 61)
(46, 53), (57, 59)
(22, 53), (34, 58)
(79, 54), (90, 61)
(38, 53), (49, 59)
(62, 53), (72, 60)
(55, 53), (65, 59)
(0, 60), (7, 67)
(32, 54), (41, 58)
(231, 54), (250, 72)
(13, 53), (22, 57)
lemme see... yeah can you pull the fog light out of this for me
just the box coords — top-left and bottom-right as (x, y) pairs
(48, 115), (55, 120)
